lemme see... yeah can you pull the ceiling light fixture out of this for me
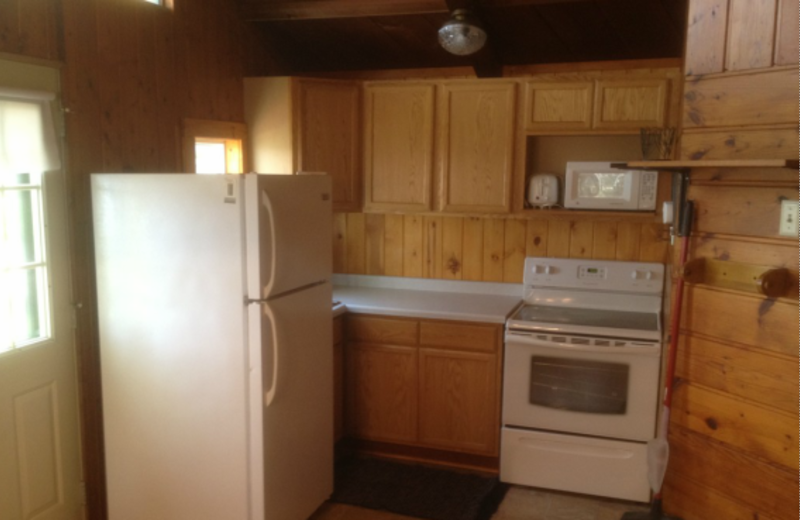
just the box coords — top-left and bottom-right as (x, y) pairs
(438, 9), (487, 56)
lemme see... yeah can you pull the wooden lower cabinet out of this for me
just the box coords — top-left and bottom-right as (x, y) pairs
(418, 348), (499, 455)
(343, 314), (503, 466)
(347, 343), (418, 443)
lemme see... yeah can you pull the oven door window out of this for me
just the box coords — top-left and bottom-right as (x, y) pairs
(529, 356), (629, 414)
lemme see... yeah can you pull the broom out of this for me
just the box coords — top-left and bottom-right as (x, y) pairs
(621, 201), (693, 520)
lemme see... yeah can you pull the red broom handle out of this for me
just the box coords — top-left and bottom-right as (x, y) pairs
(663, 200), (694, 410)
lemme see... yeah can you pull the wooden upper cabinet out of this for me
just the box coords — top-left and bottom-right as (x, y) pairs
(296, 79), (362, 211)
(593, 79), (669, 130)
(523, 81), (594, 132)
(439, 81), (517, 213)
(364, 83), (435, 212)
(244, 77), (362, 212)
(522, 76), (671, 135)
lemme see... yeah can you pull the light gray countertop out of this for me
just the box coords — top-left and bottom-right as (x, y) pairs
(332, 274), (522, 324)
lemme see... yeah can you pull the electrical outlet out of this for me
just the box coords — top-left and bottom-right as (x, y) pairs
(779, 200), (799, 237)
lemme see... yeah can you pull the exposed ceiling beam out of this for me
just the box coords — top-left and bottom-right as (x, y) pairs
(241, 0), (597, 21)
(241, 0), (449, 21)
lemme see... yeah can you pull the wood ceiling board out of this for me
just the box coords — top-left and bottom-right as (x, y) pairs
(253, 21), (345, 74)
(655, 0), (688, 37)
(483, 4), (576, 64)
(240, 0), (620, 21)
(243, 0), (688, 74)
(370, 14), (456, 64)
(533, 1), (633, 62)
(595, 0), (684, 59)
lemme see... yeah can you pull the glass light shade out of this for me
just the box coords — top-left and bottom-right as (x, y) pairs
(438, 9), (487, 56)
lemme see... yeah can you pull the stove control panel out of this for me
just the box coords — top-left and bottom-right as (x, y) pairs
(578, 266), (607, 280)
(524, 257), (665, 293)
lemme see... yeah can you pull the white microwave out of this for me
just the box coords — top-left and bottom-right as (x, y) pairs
(564, 162), (657, 211)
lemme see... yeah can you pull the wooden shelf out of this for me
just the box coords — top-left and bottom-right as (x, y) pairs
(518, 207), (659, 221)
(614, 159), (799, 171)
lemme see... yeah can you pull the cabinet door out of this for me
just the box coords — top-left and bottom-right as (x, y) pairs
(364, 83), (435, 212)
(346, 343), (418, 443)
(418, 348), (499, 455)
(295, 79), (362, 212)
(593, 79), (668, 130)
(524, 81), (594, 133)
(439, 82), (516, 213)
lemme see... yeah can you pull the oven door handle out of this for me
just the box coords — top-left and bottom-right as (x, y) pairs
(505, 332), (659, 356)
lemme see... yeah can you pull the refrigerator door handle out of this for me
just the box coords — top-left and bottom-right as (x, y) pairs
(263, 303), (280, 408)
(261, 190), (277, 296)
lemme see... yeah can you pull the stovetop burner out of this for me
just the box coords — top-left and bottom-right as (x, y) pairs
(509, 304), (660, 332)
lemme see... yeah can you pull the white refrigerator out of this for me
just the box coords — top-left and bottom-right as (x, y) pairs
(92, 173), (333, 520)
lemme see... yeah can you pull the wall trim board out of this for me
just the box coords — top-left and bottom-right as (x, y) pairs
(683, 67), (799, 129)
(684, 63), (799, 82)
(676, 331), (799, 414)
(693, 230), (800, 248)
(679, 284), (798, 355)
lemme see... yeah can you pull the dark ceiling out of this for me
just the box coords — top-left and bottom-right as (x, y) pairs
(240, 0), (688, 77)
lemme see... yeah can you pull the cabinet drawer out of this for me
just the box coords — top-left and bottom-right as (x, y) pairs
(419, 321), (499, 353)
(348, 315), (419, 346)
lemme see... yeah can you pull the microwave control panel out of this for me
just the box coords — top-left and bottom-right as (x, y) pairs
(638, 171), (657, 210)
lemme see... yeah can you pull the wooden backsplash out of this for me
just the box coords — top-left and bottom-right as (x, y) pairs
(333, 213), (670, 283)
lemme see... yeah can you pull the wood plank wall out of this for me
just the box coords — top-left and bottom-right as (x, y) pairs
(0, 1), (256, 518)
(0, 0), (62, 61)
(681, 0), (799, 160)
(333, 214), (670, 282)
(663, 1), (799, 518)
(663, 167), (799, 520)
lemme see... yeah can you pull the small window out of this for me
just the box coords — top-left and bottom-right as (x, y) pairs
(144, 0), (162, 5)
(182, 119), (246, 175)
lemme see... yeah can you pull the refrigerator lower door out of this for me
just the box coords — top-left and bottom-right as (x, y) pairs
(249, 282), (333, 520)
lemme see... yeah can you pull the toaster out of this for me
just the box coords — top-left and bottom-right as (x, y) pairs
(527, 174), (559, 208)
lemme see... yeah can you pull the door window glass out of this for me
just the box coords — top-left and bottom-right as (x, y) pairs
(1, 172), (50, 352)
(0, 91), (60, 354)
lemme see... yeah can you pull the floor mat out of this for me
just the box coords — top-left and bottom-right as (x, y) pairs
(331, 457), (509, 520)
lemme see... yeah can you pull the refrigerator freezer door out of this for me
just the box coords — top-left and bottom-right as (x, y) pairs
(92, 174), (251, 520)
(244, 175), (332, 299)
(253, 282), (334, 520)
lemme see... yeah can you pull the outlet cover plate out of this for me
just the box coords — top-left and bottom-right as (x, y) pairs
(779, 200), (799, 237)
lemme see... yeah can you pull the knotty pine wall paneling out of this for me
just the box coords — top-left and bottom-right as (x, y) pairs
(669, 5), (799, 515)
(58, 1), (254, 518)
(661, 167), (799, 519)
(333, 213), (670, 282)
(681, 0), (800, 160)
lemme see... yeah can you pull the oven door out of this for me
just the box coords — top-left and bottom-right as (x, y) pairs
(503, 330), (660, 442)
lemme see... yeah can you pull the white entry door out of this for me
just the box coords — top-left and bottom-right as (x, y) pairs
(0, 66), (84, 520)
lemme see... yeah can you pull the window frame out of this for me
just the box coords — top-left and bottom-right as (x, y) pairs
(182, 119), (248, 174)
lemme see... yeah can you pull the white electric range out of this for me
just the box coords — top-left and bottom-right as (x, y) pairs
(501, 257), (665, 503)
